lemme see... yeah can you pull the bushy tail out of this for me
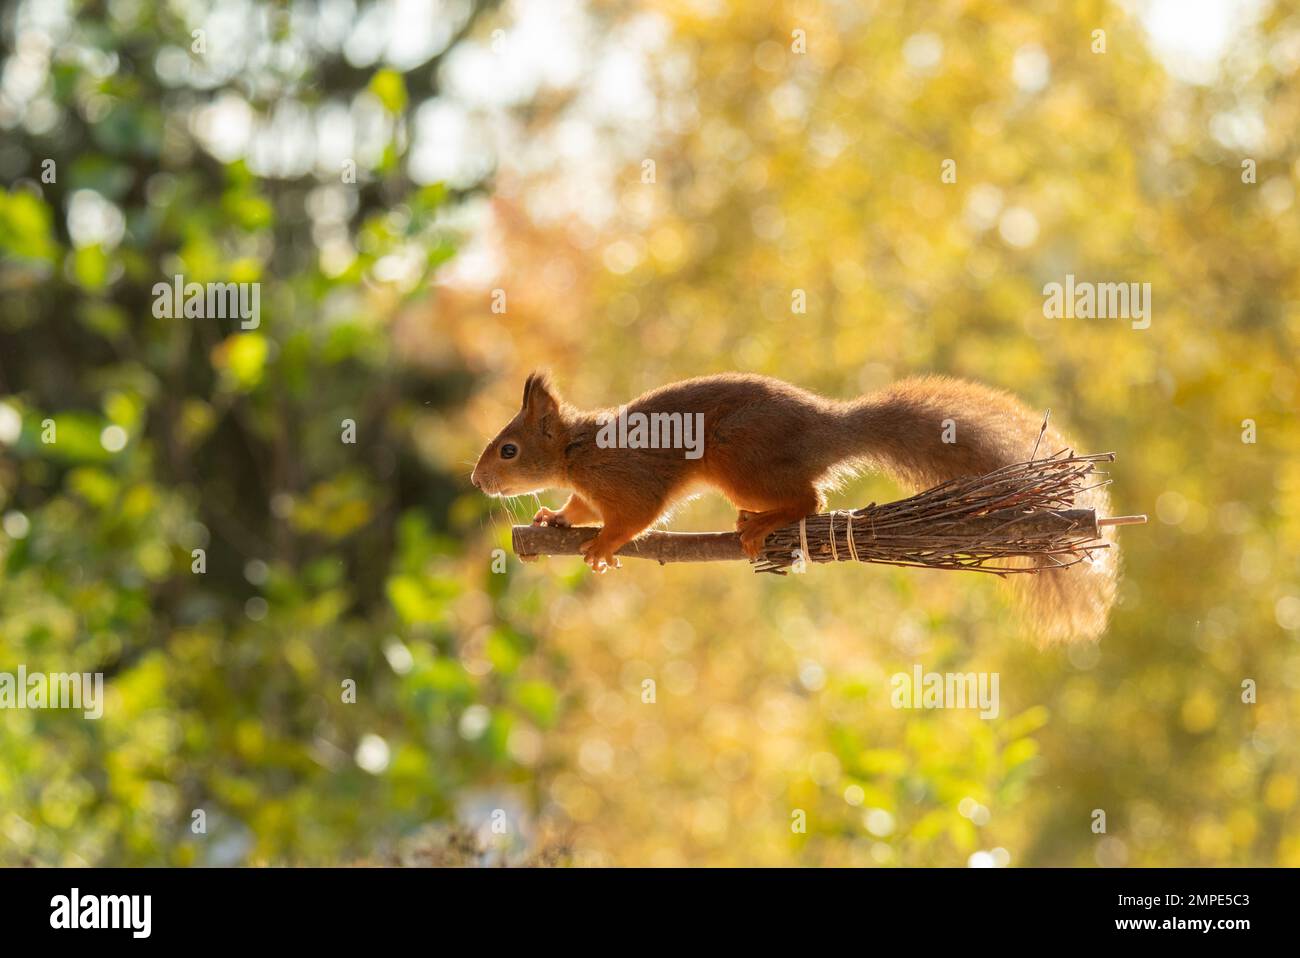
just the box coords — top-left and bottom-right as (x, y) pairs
(842, 375), (1118, 643)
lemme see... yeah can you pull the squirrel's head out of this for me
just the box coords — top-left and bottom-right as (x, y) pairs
(471, 370), (567, 497)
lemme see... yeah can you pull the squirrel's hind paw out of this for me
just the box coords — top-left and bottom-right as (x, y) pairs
(579, 538), (621, 574)
(738, 532), (766, 560)
(737, 515), (782, 559)
(735, 511), (771, 558)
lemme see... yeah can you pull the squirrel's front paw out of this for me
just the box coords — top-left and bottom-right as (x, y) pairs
(579, 538), (621, 574)
(532, 507), (570, 528)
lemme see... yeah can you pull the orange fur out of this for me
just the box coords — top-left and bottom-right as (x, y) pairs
(471, 372), (1117, 643)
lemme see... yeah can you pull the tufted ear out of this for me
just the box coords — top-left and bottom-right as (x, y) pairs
(521, 370), (560, 421)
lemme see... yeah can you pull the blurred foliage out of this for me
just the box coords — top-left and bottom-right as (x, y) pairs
(0, 0), (573, 867)
(445, 0), (1300, 865)
(3, 0), (1300, 867)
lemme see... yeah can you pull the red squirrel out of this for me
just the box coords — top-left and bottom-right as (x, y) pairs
(471, 372), (1117, 642)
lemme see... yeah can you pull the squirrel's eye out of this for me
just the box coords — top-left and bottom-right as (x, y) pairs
(500, 443), (518, 460)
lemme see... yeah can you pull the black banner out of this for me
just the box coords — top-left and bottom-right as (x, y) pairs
(0, 867), (1287, 943)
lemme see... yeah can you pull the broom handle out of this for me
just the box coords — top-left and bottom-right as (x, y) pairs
(1097, 515), (1147, 527)
(511, 508), (1125, 563)
(514, 526), (743, 563)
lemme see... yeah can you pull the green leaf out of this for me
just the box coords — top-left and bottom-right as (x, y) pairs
(215, 332), (269, 391)
(369, 69), (407, 113)
(0, 190), (60, 263)
(511, 680), (559, 727)
(72, 245), (111, 289)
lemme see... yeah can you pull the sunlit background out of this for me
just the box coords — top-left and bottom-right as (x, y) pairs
(1, 0), (1298, 866)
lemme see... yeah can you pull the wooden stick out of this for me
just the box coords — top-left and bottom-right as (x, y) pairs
(512, 508), (1114, 564)
(513, 526), (743, 563)
(1097, 515), (1147, 527)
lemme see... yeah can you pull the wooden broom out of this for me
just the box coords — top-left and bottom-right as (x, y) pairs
(511, 430), (1144, 576)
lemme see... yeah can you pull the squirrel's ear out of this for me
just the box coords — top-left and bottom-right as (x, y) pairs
(521, 370), (559, 418)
